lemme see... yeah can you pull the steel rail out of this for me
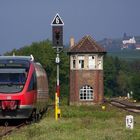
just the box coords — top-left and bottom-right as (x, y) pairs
(0, 122), (26, 138)
(107, 99), (140, 114)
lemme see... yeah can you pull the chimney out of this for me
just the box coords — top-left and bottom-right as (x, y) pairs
(70, 37), (75, 48)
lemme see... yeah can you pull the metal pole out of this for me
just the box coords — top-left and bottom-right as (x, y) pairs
(55, 47), (61, 120)
(56, 47), (60, 97)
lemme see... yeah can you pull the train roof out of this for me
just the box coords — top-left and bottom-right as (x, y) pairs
(0, 55), (44, 68)
(0, 55), (34, 62)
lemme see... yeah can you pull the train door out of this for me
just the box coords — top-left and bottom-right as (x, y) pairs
(26, 71), (37, 105)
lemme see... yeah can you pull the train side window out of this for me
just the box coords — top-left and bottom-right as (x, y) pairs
(28, 71), (37, 91)
(33, 72), (37, 90)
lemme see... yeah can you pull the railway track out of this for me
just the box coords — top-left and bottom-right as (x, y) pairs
(108, 99), (140, 114)
(0, 105), (53, 138)
(0, 120), (26, 138)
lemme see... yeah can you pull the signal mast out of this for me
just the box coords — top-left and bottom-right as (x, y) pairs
(51, 13), (64, 120)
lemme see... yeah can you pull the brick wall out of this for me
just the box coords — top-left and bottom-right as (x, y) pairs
(69, 70), (104, 105)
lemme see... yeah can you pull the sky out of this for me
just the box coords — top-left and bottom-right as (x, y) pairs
(0, 0), (140, 54)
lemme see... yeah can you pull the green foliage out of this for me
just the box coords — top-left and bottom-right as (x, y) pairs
(59, 51), (69, 98)
(62, 105), (117, 120)
(104, 55), (135, 98)
(104, 56), (118, 96)
(5, 39), (69, 99)
(5, 40), (140, 100)
(117, 70), (130, 96)
(131, 73), (140, 100)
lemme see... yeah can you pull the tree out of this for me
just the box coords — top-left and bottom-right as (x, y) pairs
(104, 56), (118, 97)
(5, 40), (140, 101)
(117, 70), (131, 96)
(131, 73), (140, 100)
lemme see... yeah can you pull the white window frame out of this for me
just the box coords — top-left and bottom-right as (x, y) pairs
(98, 56), (103, 70)
(79, 85), (93, 101)
(72, 56), (76, 69)
(78, 56), (85, 69)
(88, 55), (96, 69)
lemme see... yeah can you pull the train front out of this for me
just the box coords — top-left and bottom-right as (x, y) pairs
(0, 56), (36, 119)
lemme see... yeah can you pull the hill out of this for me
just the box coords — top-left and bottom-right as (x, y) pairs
(98, 35), (140, 52)
(98, 35), (140, 61)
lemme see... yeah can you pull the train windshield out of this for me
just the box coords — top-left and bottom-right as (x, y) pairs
(0, 69), (27, 93)
(0, 59), (30, 93)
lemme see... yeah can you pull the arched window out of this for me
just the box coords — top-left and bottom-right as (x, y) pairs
(79, 85), (93, 101)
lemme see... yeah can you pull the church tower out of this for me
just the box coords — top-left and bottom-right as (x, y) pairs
(68, 36), (106, 105)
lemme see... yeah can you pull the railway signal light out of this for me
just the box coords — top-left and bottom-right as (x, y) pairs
(52, 26), (63, 47)
(55, 29), (60, 41)
(51, 13), (64, 48)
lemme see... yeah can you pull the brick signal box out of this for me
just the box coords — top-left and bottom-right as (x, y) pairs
(68, 36), (106, 105)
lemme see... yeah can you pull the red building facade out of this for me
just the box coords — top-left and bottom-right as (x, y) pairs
(68, 36), (106, 105)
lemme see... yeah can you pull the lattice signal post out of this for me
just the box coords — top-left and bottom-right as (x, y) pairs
(51, 13), (64, 120)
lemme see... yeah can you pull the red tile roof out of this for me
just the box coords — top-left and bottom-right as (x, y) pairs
(69, 35), (106, 54)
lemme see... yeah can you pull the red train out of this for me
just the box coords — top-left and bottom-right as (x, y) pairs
(0, 55), (49, 120)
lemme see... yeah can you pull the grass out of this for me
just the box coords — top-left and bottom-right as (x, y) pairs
(2, 104), (140, 140)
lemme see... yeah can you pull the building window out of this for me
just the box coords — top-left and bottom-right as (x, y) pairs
(88, 56), (95, 69)
(78, 56), (84, 69)
(73, 60), (76, 68)
(72, 56), (76, 69)
(79, 85), (93, 101)
(98, 56), (102, 69)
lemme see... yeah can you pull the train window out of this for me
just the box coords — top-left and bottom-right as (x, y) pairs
(0, 68), (27, 93)
(28, 71), (37, 91)
(33, 72), (37, 89)
(0, 60), (30, 69)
